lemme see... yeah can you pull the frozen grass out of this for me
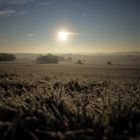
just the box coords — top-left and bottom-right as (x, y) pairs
(0, 63), (140, 140)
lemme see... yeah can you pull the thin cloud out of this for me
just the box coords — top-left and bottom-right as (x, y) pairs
(39, 1), (54, 6)
(0, 9), (15, 17)
(26, 33), (35, 37)
(67, 32), (80, 36)
(57, 31), (80, 36)
(17, 11), (28, 16)
(0, 9), (28, 17)
(68, 31), (86, 36)
(0, 0), (35, 5)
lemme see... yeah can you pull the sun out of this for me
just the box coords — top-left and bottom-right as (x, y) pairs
(58, 31), (69, 41)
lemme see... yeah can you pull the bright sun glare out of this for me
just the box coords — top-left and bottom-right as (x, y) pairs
(58, 31), (69, 41)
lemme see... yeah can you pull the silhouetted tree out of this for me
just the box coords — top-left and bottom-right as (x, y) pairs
(77, 60), (84, 64)
(36, 54), (58, 64)
(107, 61), (113, 65)
(0, 53), (16, 61)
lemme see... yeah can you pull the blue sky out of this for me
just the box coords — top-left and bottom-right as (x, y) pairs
(0, 0), (140, 53)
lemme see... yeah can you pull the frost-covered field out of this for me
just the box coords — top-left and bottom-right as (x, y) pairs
(0, 62), (140, 140)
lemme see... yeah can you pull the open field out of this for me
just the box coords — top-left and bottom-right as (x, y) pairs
(0, 59), (140, 140)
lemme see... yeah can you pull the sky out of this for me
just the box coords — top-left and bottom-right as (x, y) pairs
(0, 0), (140, 53)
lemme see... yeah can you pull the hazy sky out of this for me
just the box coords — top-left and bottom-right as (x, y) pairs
(0, 0), (140, 53)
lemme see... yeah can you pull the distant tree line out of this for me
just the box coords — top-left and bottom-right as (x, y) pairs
(0, 53), (16, 61)
(36, 54), (59, 64)
(58, 56), (65, 61)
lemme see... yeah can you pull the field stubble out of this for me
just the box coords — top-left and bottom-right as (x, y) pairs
(0, 63), (140, 140)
